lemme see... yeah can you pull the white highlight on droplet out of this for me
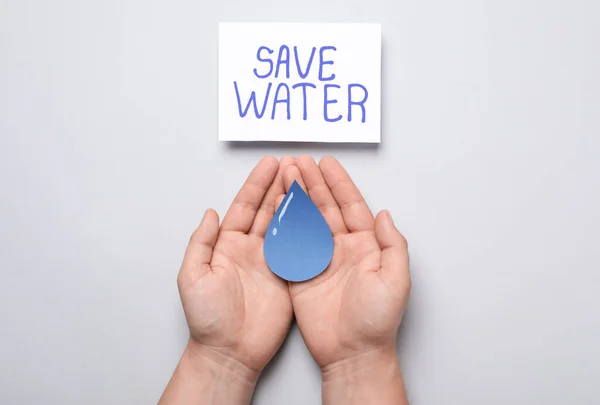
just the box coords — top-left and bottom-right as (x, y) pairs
(272, 228), (278, 236)
(279, 192), (294, 224)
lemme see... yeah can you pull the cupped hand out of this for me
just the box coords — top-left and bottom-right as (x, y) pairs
(279, 156), (411, 370)
(176, 156), (294, 377)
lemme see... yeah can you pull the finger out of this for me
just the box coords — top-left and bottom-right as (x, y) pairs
(319, 156), (374, 232)
(178, 209), (220, 287)
(249, 155), (295, 236)
(296, 155), (348, 236)
(221, 156), (279, 233)
(275, 194), (285, 211)
(374, 210), (410, 294)
(282, 164), (307, 192)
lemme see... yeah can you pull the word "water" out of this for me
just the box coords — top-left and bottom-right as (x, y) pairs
(233, 45), (369, 123)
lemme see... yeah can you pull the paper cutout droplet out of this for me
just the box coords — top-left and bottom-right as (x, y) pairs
(264, 181), (334, 282)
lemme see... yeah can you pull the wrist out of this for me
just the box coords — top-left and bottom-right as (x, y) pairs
(321, 347), (408, 405)
(321, 346), (398, 381)
(158, 340), (259, 405)
(185, 339), (260, 386)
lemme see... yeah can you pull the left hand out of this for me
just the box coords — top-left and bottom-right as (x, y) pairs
(279, 156), (411, 371)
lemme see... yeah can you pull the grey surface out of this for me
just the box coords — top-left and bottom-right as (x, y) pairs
(1, 0), (599, 404)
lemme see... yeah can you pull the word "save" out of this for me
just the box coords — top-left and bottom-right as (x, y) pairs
(233, 45), (369, 123)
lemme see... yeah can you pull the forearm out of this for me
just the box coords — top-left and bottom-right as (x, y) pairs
(158, 340), (258, 405)
(321, 347), (408, 405)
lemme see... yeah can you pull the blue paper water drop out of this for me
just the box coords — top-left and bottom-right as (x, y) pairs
(264, 181), (334, 282)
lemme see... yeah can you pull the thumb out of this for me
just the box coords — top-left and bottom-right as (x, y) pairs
(375, 210), (411, 294)
(178, 209), (220, 288)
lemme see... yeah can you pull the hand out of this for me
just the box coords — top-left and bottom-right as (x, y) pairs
(179, 156), (294, 372)
(280, 156), (411, 404)
(160, 157), (295, 405)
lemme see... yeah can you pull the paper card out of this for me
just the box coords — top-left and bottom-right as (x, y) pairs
(264, 181), (333, 282)
(218, 23), (381, 143)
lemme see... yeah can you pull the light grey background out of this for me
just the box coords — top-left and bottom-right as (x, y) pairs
(1, 0), (599, 404)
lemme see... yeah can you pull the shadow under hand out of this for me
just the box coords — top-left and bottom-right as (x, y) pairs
(251, 318), (298, 404)
(251, 320), (322, 405)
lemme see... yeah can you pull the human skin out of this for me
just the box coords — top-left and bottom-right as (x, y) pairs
(278, 156), (411, 405)
(158, 156), (411, 405)
(158, 156), (295, 405)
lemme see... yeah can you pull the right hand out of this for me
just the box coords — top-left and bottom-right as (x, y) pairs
(177, 156), (295, 378)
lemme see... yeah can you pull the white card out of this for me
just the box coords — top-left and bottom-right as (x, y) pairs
(218, 23), (381, 143)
